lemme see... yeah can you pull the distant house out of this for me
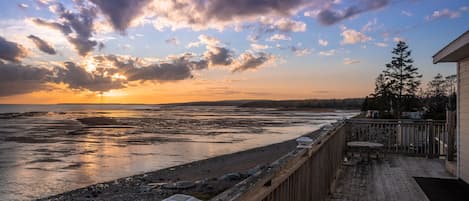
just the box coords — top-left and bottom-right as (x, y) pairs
(433, 30), (469, 184)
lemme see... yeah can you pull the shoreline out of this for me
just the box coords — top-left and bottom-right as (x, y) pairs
(38, 130), (321, 201)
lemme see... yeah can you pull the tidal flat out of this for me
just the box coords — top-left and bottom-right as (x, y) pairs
(0, 105), (356, 200)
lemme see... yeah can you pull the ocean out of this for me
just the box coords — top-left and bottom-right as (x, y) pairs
(0, 104), (357, 200)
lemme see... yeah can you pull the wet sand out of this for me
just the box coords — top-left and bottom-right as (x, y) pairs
(38, 130), (320, 201)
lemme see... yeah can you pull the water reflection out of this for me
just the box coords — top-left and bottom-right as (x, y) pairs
(0, 106), (357, 200)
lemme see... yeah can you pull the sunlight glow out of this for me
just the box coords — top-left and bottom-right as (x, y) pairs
(102, 90), (127, 97)
(85, 59), (96, 72)
(111, 73), (127, 80)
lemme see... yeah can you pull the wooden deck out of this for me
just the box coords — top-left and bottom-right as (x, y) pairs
(327, 155), (454, 201)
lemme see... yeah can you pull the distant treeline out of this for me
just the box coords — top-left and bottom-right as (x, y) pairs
(166, 100), (260, 107)
(238, 98), (364, 109)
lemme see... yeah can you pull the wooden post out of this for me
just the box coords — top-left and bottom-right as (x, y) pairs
(397, 121), (402, 153)
(428, 120), (434, 158)
(345, 120), (351, 143)
(447, 111), (456, 161)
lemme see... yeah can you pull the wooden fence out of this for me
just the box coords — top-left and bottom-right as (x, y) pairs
(346, 119), (449, 157)
(210, 123), (347, 201)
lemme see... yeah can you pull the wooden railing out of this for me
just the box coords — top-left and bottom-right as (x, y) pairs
(210, 118), (452, 201)
(346, 119), (449, 157)
(210, 123), (347, 201)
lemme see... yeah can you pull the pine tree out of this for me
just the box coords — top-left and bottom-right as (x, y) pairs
(383, 41), (422, 117)
(426, 73), (446, 97)
(424, 73), (449, 120)
(371, 73), (393, 114)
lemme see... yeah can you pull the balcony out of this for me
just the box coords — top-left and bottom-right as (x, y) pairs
(210, 118), (464, 201)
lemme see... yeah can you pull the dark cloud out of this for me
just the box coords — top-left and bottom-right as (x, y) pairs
(67, 37), (97, 56)
(125, 62), (193, 82)
(90, 0), (152, 32)
(206, 0), (305, 21)
(152, 0), (310, 31)
(0, 36), (27, 62)
(31, 18), (73, 35)
(95, 54), (208, 82)
(27, 35), (57, 55)
(61, 5), (98, 56)
(52, 62), (125, 92)
(0, 51), (211, 95)
(0, 61), (51, 96)
(204, 47), (234, 66)
(317, 0), (389, 25)
(232, 52), (274, 72)
(32, 3), (98, 56)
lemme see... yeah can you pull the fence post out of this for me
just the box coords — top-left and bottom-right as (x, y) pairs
(345, 120), (351, 143)
(427, 120), (434, 158)
(396, 121), (402, 153)
(447, 111), (456, 161)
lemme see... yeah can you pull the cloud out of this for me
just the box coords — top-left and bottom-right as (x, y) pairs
(0, 61), (52, 97)
(205, 0), (306, 20)
(35, 0), (53, 7)
(18, 3), (29, 9)
(260, 17), (307, 32)
(32, 2), (98, 56)
(0, 51), (212, 95)
(343, 58), (360, 64)
(185, 35), (235, 68)
(52, 61), (125, 92)
(232, 52), (275, 72)
(315, 0), (389, 25)
(393, 37), (405, 42)
(291, 46), (312, 56)
(184, 34), (276, 72)
(90, 0), (152, 32)
(150, 0), (309, 31)
(318, 49), (336, 56)
(27, 35), (57, 55)
(267, 34), (291, 41)
(304, 10), (321, 17)
(124, 60), (194, 82)
(0, 36), (27, 62)
(361, 18), (378, 32)
(187, 34), (222, 48)
(251, 43), (270, 50)
(425, 9), (461, 21)
(374, 42), (388, 47)
(31, 18), (73, 35)
(165, 37), (180, 46)
(401, 10), (413, 17)
(318, 39), (328, 46)
(204, 46), (234, 66)
(67, 37), (98, 56)
(52, 53), (209, 92)
(340, 28), (371, 45)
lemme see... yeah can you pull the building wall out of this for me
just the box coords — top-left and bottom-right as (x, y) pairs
(459, 57), (469, 183)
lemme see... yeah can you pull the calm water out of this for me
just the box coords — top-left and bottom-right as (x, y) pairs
(0, 105), (357, 200)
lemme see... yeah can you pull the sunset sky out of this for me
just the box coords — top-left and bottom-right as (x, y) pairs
(0, 0), (467, 104)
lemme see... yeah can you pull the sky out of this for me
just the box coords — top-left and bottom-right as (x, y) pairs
(0, 0), (467, 104)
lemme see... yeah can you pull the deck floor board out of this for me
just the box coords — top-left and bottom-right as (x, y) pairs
(327, 155), (454, 201)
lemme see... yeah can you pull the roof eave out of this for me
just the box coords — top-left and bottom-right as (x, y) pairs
(433, 30), (469, 64)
